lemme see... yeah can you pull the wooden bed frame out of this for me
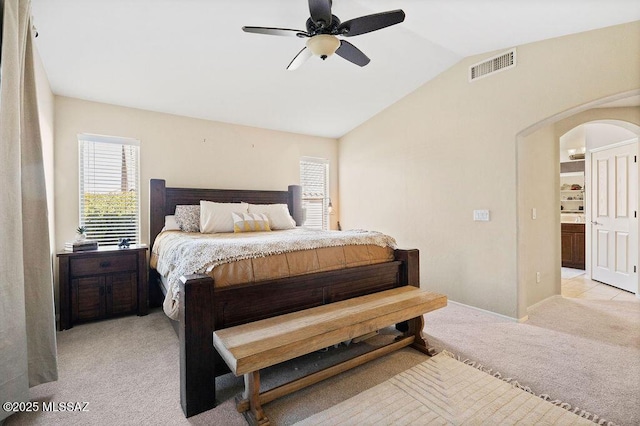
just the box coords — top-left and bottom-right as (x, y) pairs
(148, 179), (420, 417)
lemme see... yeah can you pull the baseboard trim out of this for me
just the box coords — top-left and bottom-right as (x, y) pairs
(446, 300), (520, 323)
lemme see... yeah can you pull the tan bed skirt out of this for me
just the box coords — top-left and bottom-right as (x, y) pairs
(151, 243), (394, 289)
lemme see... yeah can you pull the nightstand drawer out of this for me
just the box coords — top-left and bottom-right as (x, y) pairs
(70, 252), (137, 277)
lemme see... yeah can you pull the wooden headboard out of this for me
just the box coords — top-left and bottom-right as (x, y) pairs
(149, 179), (303, 249)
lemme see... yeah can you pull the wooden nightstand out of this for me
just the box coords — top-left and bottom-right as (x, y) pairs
(57, 245), (148, 331)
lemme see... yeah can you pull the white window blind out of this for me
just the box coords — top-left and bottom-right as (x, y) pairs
(300, 157), (329, 230)
(78, 134), (140, 246)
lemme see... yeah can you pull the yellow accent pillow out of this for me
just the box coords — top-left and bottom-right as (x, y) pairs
(232, 212), (271, 233)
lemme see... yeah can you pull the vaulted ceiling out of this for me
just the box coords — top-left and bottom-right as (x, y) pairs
(32, 0), (640, 138)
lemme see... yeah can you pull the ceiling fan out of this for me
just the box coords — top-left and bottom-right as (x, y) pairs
(242, 0), (405, 70)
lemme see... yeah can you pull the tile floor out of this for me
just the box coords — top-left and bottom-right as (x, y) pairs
(561, 267), (639, 302)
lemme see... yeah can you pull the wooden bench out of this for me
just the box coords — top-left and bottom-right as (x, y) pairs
(213, 286), (447, 425)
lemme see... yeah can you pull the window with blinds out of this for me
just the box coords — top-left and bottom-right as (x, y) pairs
(78, 134), (140, 246)
(300, 157), (329, 230)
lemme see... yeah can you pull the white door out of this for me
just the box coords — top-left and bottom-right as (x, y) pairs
(590, 141), (638, 293)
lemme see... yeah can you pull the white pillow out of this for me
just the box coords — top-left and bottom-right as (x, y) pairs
(247, 203), (296, 230)
(163, 215), (180, 231)
(200, 200), (248, 233)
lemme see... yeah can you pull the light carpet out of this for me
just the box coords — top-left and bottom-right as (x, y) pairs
(5, 294), (636, 425)
(296, 351), (594, 425)
(423, 298), (639, 426)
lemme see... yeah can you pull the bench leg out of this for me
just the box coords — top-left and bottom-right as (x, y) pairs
(407, 315), (436, 356)
(237, 371), (270, 426)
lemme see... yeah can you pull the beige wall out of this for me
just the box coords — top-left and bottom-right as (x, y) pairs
(339, 22), (640, 318)
(53, 97), (338, 250)
(517, 126), (561, 313)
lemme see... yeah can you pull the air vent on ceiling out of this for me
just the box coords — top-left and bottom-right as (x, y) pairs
(469, 49), (516, 82)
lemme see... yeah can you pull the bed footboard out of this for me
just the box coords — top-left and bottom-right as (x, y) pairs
(178, 248), (420, 417)
(179, 274), (216, 418)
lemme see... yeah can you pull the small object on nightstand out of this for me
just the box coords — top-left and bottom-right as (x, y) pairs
(118, 238), (131, 248)
(64, 239), (98, 252)
(75, 225), (87, 241)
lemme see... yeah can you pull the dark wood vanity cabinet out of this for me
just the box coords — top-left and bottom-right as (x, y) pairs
(561, 223), (585, 269)
(58, 246), (148, 330)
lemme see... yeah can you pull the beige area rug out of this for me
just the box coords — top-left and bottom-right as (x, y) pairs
(296, 352), (594, 425)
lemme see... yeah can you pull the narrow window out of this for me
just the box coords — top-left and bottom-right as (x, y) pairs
(300, 157), (330, 230)
(78, 134), (140, 246)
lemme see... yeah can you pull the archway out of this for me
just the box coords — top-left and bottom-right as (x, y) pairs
(515, 91), (640, 319)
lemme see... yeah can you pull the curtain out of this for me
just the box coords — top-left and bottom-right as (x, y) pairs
(0, 0), (58, 420)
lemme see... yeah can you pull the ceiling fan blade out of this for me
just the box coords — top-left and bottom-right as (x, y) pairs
(308, 0), (332, 27)
(287, 47), (313, 70)
(338, 9), (405, 37)
(242, 26), (309, 37)
(335, 40), (370, 67)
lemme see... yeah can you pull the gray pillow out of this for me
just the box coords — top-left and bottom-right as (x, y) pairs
(174, 205), (200, 232)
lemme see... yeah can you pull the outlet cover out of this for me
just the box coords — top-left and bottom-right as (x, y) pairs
(473, 210), (490, 221)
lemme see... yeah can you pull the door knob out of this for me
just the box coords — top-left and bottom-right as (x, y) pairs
(591, 221), (601, 225)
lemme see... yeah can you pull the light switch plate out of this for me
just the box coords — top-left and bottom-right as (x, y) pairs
(473, 210), (490, 221)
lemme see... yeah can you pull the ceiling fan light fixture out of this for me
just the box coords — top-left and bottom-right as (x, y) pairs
(306, 34), (340, 60)
(243, 3), (406, 68)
